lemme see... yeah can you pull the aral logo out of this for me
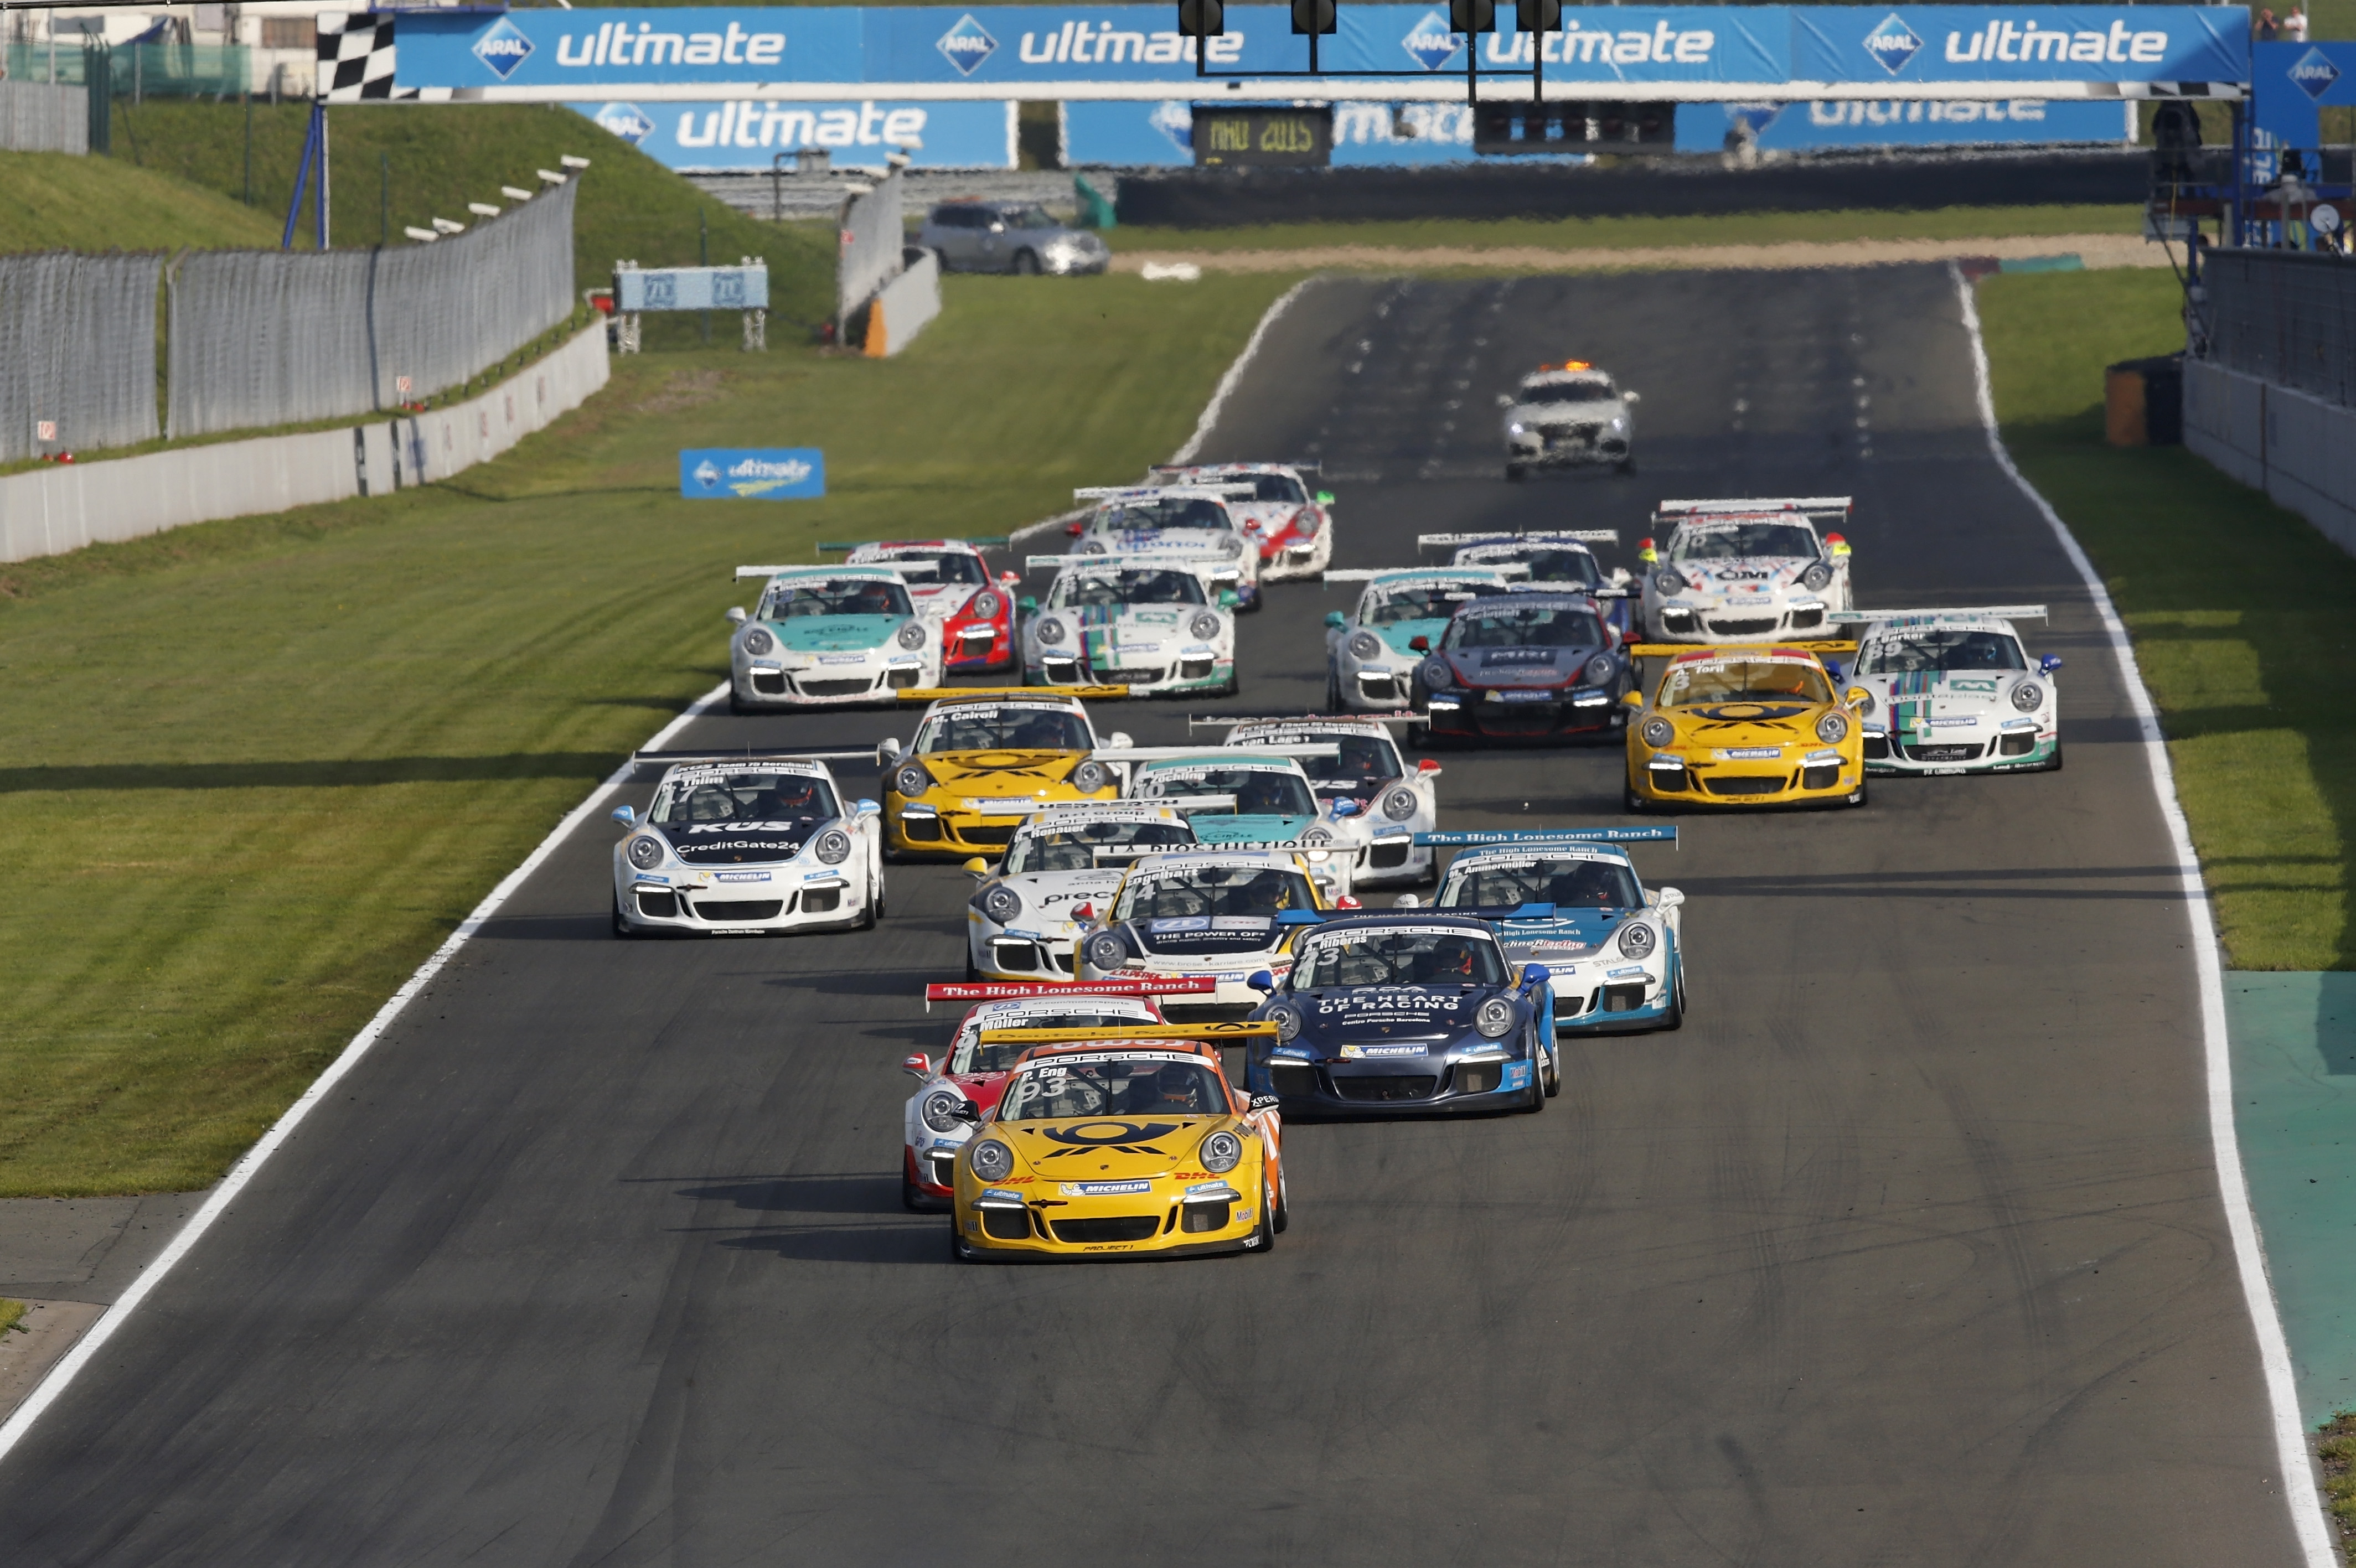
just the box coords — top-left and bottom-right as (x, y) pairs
(591, 102), (655, 147)
(693, 459), (721, 491)
(1861, 12), (1923, 76)
(2290, 47), (2342, 101)
(472, 17), (534, 79)
(937, 13), (998, 77)
(1401, 9), (1463, 72)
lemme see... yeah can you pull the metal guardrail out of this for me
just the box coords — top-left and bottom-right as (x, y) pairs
(2205, 247), (2356, 412)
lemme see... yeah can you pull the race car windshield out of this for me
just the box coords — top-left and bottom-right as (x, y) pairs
(1518, 381), (1613, 405)
(916, 707), (1093, 754)
(1048, 570), (1207, 608)
(1256, 733), (1401, 791)
(1660, 661), (1835, 707)
(1115, 867), (1317, 922)
(1235, 473), (1308, 504)
(1445, 859), (1640, 910)
(1000, 1057), (1228, 1121)
(1097, 499), (1232, 533)
(1856, 630), (2027, 675)
(1367, 583), (1505, 625)
(1466, 548), (1601, 586)
(1293, 929), (1507, 989)
(1670, 523), (1820, 562)
(1444, 606), (1605, 649)
(763, 578), (916, 619)
(652, 772), (840, 826)
(876, 552), (986, 587)
(1004, 820), (1197, 874)
(1139, 769), (1315, 817)
(952, 1016), (1148, 1074)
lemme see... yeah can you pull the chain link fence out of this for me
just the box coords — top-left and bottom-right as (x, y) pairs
(168, 178), (578, 437)
(0, 81), (86, 152)
(836, 169), (905, 326)
(0, 252), (163, 462)
(2205, 248), (2356, 411)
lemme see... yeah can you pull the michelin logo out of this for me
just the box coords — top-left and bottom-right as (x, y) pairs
(937, 14), (998, 77)
(472, 17), (535, 80)
(1401, 9), (1463, 72)
(1862, 13), (1922, 76)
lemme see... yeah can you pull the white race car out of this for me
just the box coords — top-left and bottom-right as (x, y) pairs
(1845, 606), (2064, 775)
(1420, 529), (1628, 593)
(1149, 462), (1334, 580)
(1068, 484), (1263, 608)
(1497, 361), (1639, 479)
(833, 537), (1020, 674)
(609, 752), (883, 936)
(1320, 567), (1518, 713)
(1074, 850), (1338, 1020)
(963, 802), (1200, 980)
(1019, 554), (1237, 696)
(1191, 715), (1441, 888)
(724, 565), (941, 710)
(1118, 749), (1362, 901)
(1637, 498), (1855, 645)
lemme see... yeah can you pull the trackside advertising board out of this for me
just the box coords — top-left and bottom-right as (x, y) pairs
(579, 98), (1016, 169)
(680, 449), (826, 500)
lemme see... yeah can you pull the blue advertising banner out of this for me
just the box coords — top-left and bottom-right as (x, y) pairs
(579, 98), (1014, 169)
(1070, 99), (1587, 165)
(396, 8), (864, 92)
(681, 448), (826, 500)
(1671, 95), (2133, 152)
(2251, 40), (2356, 149)
(1789, 7), (2247, 87)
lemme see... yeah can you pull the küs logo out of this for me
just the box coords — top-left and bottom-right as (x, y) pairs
(471, 17), (535, 79)
(1401, 9), (1463, 72)
(2290, 47), (2342, 101)
(591, 102), (655, 147)
(1861, 12), (1923, 76)
(937, 13), (999, 77)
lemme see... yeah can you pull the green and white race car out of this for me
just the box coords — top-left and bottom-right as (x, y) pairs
(1846, 606), (2063, 775)
(1018, 553), (1238, 697)
(1320, 566), (1518, 713)
(726, 565), (943, 711)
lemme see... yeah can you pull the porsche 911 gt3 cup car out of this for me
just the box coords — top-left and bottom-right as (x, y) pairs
(949, 1025), (1287, 1261)
(1189, 715), (1441, 888)
(1412, 591), (1637, 745)
(963, 803), (1199, 979)
(898, 979), (1206, 1209)
(1321, 567), (1517, 713)
(1497, 361), (1639, 480)
(1407, 827), (1685, 1034)
(1119, 750), (1360, 899)
(1244, 913), (1557, 1115)
(1420, 529), (1635, 633)
(1019, 555), (1237, 696)
(1068, 485), (1262, 608)
(1846, 607), (2065, 775)
(1075, 850), (1335, 1019)
(1623, 643), (1869, 810)
(609, 752), (883, 936)
(876, 688), (1130, 860)
(725, 565), (941, 710)
(1636, 498), (1854, 645)
(1149, 462), (1334, 580)
(830, 538), (1019, 673)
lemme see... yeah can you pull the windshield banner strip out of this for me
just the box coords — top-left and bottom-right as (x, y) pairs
(1849, 605), (2048, 623)
(1417, 530), (1616, 546)
(898, 685), (1127, 702)
(926, 977), (1215, 1007)
(1417, 827), (1677, 847)
(979, 1022), (1279, 1043)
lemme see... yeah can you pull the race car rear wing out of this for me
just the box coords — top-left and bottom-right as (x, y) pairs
(631, 747), (879, 768)
(895, 685), (1130, 702)
(1846, 605), (2048, 623)
(1024, 553), (1232, 574)
(1624, 640), (1858, 659)
(1417, 530), (1617, 548)
(1322, 566), (1527, 582)
(923, 977), (1216, 1010)
(1415, 827), (1677, 850)
(733, 563), (908, 580)
(1092, 745), (1341, 761)
(1149, 461), (1322, 478)
(1652, 496), (1851, 525)
(1185, 713), (1419, 731)
(1074, 484), (1258, 501)
(817, 537), (1010, 552)
(977, 1021), (1280, 1045)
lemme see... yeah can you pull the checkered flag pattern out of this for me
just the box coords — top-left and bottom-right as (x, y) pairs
(317, 13), (406, 102)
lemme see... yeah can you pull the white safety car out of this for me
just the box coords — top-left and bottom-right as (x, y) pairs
(609, 751), (883, 937)
(830, 538), (1019, 674)
(1019, 554), (1237, 695)
(1191, 715), (1442, 888)
(1074, 850), (1337, 1020)
(724, 565), (941, 710)
(1067, 484), (1262, 608)
(1321, 567), (1518, 713)
(963, 803), (1200, 980)
(1149, 462), (1335, 579)
(1846, 606), (2064, 775)
(1497, 361), (1639, 479)
(1637, 498), (1855, 645)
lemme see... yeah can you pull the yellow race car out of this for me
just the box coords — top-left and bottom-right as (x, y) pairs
(949, 1023), (1286, 1261)
(1621, 642), (1869, 810)
(877, 687), (1129, 860)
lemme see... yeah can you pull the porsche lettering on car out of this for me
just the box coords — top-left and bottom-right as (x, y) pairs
(1637, 498), (1855, 646)
(1322, 567), (1517, 713)
(1075, 851), (1332, 1019)
(1020, 555), (1238, 695)
(833, 538), (1019, 673)
(1413, 591), (1636, 745)
(876, 689), (1129, 860)
(963, 802), (1199, 980)
(1846, 607), (2064, 775)
(609, 753), (883, 937)
(1067, 484), (1262, 608)
(725, 565), (941, 711)
(1623, 643), (1870, 810)
(1149, 462), (1335, 579)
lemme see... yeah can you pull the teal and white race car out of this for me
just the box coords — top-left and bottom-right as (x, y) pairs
(1018, 554), (1237, 696)
(1845, 606), (2063, 775)
(1320, 566), (1518, 713)
(726, 565), (942, 711)
(1113, 748), (1361, 902)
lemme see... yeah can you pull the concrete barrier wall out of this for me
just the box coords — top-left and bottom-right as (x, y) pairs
(0, 81), (87, 154)
(865, 250), (941, 359)
(2183, 356), (2356, 560)
(0, 325), (608, 566)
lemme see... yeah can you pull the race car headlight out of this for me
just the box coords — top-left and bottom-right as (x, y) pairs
(1189, 610), (1222, 640)
(979, 884), (1022, 924)
(626, 835), (666, 871)
(1582, 653), (1614, 686)
(1800, 561), (1835, 592)
(1616, 921), (1657, 960)
(1072, 759), (1113, 793)
(969, 1139), (1015, 1182)
(1084, 931), (1131, 971)
(1381, 785), (1418, 821)
(1475, 996), (1518, 1039)
(1640, 716), (1676, 748)
(740, 627), (775, 656)
(1815, 710), (1850, 744)
(1652, 568), (1686, 596)
(1419, 658), (1453, 691)
(1037, 617), (1067, 646)
(893, 762), (932, 798)
(1269, 1005), (1304, 1042)
(2010, 680), (2044, 712)
(1611, 416), (1626, 431)
(970, 589), (1002, 620)
(813, 828), (854, 865)
(1198, 1130), (1244, 1174)
(895, 621), (929, 651)
(1347, 630), (1383, 662)
(921, 1090), (967, 1134)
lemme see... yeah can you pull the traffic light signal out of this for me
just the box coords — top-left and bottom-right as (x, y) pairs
(1292, 0), (1337, 34)
(1449, 0), (1495, 34)
(1516, 0), (1562, 31)
(1179, 0), (1224, 38)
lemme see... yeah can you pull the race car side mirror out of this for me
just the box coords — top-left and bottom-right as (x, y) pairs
(1417, 758), (1441, 774)
(1620, 690), (1642, 707)
(725, 606), (748, 626)
(1494, 392), (1513, 408)
(609, 805), (636, 828)
(1623, 391), (1642, 405)
(1315, 490), (1334, 504)
(877, 738), (903, 767)
(947, 1100), (981, 1122)
(963, 857), (990, 879)
(1324, 610), (1346, 629)
(1064, 521), (1084, 537)
(1409, 635), (1430, 653)
(1017, 596), (1037, 614)
(1656, 887), (1686, 910)
(1846, 687), (1871, 708)
(1250, 1094), (1283, 1112)
(854, 799), (881, 819)
(1392, 894), (1420, 908)
(902, 1053), (933, 1079)
(1108, 731), (1134, 748)
(2040, 654), (2064, 674)
(1246, 970), (1275, 993)
(1520, 962), (1551, 990)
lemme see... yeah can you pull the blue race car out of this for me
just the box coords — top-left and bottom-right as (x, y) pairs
(1244, 912), (1556, 1116)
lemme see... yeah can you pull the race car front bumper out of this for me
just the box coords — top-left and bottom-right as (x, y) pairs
(735, 659), (930, 707)
(1258, 529), (1332, 581)
(1338, 661), (1414, 710)
(1253, 1048), (1538, 1116)
(1349, 829), (1427, 887)
(968, 919), (1081, 979)
(942, 623), (1017, 672)
(619, 874), (871, 934)
(892, 794), (1107, 858)
(1508, 429), (1629, 467)
(1629, 744), (1863, 806)
(1863, 723), (2057, 775)
(1552, 954), (1678, 1034)
(905, 1143), (960, 1208)
(1424, 685), (1622, 741)
(958, 1173), (1267, 1259)
(1029, 655), (1232, 695)
(1647, 601), (1833, 643)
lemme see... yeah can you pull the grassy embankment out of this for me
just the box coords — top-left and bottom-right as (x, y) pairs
(0, 151), (280, 251)
(0, 271), (1298, 1198)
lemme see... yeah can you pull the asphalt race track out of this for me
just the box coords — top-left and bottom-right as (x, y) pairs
(0, 267), (2309, 1566)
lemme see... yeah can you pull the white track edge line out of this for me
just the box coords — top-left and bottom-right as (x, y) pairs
(1169, 276), (1319, 467)
(0, 679), (735, 1468)
(1951, 260), (2335, 1567)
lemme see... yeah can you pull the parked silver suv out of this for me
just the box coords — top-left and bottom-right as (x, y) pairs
(916, 200), (1109, 276)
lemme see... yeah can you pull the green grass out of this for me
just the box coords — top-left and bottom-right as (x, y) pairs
(1112, 204), (2147, 253)
(0, 149), (282, 252)
(0, 271), (1298, 1197)
(0, 1299), (23, 1336)
(2317, 1410), (2356, 1540)
(1977, 269), (2355, 971)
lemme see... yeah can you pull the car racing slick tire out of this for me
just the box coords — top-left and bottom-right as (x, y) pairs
(949, 1219), (982, 1263)
(1325, 666), (1343, 713)
(1842, 779), (1869, 809)
(611, 893), (635, 939)
(1273, 1167), (1289, 1234)
(1662, 965), (1686, 1032)
(1247, 1178), (1278, 1254)
(903, 1171), (925, 1212)
(1623, 779), (1648, 814)
(1518, 1053), (1547, 1114)
(2043, 742), (2065, 773)
(1543, 1043), (1561, 1099)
